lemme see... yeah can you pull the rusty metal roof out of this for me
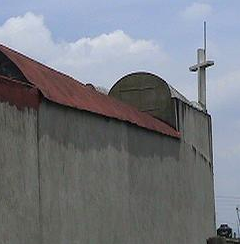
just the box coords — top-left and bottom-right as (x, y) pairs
(0, 44), (180, 138)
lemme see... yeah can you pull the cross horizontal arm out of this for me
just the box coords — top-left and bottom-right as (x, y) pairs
(189, 60), (214, 72)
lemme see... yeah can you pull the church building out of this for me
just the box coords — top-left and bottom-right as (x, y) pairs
(0, 44), (215, 244)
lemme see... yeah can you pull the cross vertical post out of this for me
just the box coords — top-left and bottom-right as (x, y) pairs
(189, 22), (214, 112)
(189, 48), (214, 112)
(198, 48), (206, 110)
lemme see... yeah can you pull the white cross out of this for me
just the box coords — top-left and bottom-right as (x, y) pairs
(189, 48), (214, 112)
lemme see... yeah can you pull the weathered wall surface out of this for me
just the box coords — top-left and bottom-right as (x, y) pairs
(0, 97), (215, 244)
(176, 99), (213, 163)
(0, 102), (39, 244)
(37, 99), (215, 244)
(177, 100), (215, 242)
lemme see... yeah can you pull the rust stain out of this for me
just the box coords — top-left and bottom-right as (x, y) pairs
(0, 75), (40, 110)
(0, 44), (180, 138)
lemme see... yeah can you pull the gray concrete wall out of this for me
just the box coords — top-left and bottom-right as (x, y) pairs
(36, 98), (215, 244)
(176, 99), (213, 163)
(207, 237), (240, 244)
(0, 97), (215, 244)
(0, 102), (40, 244)
(177, 100), (215, 241)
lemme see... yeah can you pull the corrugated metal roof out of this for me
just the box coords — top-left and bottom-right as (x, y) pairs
(0, 44), (180, 138)
(0, 75), (40, 110)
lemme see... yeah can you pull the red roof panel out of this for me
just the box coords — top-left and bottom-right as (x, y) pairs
(0, 44), (180, 138)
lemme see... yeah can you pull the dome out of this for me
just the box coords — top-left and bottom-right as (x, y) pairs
(109, 72), (188, 129)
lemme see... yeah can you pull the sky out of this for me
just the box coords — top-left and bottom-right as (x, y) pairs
(0, 0), (239, 235)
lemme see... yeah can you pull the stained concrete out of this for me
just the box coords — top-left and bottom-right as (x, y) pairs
(37, 98), (215, 244)
(0, 94), (215, 244)
(0, 102), (39, 244)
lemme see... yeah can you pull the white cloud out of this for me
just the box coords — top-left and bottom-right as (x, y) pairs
(0, 12), (168, 87)
(181, 2), (212, 20)
(0, 12), (55, 60)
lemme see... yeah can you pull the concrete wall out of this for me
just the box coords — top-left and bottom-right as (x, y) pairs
(207, 237), (240, 244)
(0, 102), (40, 244)
(0, 97), (215, 244)
(177, 100), (215, 241)
(37, 98), (215, 244)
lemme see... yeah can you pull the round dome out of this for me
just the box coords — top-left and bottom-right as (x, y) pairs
(109, 72), (177, 128)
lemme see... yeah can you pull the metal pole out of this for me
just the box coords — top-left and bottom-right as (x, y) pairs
(237, 220), (240, 238)
(204, 21), (207, 61)
(236, 207), (240, 237)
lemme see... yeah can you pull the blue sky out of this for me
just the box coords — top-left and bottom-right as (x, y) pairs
(0, 0), (240, 234)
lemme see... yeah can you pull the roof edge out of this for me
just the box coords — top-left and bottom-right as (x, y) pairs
(0, 44), (180, 139)
(0, 75), (41, 110)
